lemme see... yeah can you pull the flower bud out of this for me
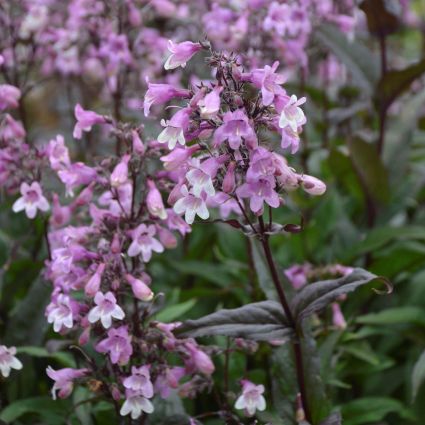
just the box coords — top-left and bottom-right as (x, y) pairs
(147, 179), (167, 219)
(222, 161), (236, 193)
(85, 263), (105, 296)
(125, 274), (154, 301)
(300, 174), (326, 196)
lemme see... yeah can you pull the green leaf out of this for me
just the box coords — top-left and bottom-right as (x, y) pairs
(0, 396), (69, 424)
(340, 397), (416, 425)
(412, 350), (425, 401)
(315, 24), (379, 91)
(155, 298), (197, 322)
(292, 268), (387, 322)
(168, 260), (235, 288)
(345, 225), (425, 260)
(16, 346), (76, 367)
(357, 306), (425, 328)
(348, 138), (390, 204)
(176, 301), (293, 341)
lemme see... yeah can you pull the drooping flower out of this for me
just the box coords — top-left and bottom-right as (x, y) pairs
(164, 40), (202, 70)
(120, 389), (154, 419)
(88, 291), (125, 329)
(235, 380), (266, 417)
(0, 84), (21, 110)
(123, 366), (154, 398)
(284, 264), (311, 290)
(185, 342), (215, 375)
(332, 303), (347, 329)
(12, 181), (49, 219)
(48, 135), (71, 171)
(125, 274), (154, 301)
(72, 104), (106, 139)
(46, 366), (88, 400)
(0, 345), (23, 378)
(96, 326), (133, 365)
(299, 174), (326, 196)
(173, 184), (209, 224)
(146, 179), (167, 219)
(157, 107), (191, 150)
(278, 95), (306, 132)
(127, 224), (164, 262)
(144, 81), (190, 117)
(160, 145), (200, 171)
(250, 61), (286, 106)
(198, 86), (222, 119)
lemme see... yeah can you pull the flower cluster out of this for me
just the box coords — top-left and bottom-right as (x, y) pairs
(40, 110), (218, 418)
(146, 44), (326, 227)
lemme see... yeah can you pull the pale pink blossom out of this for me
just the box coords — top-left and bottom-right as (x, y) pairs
(164, 40), (202, 70)
(73, 104), (106, 139)
(127, 224), (164, 262)
(235, 380), (266, 417)
(0, 345), (22, 378)
(173, 184), (209, 224)
(12, 182), (49, 219)
(88, 291), (125, 329)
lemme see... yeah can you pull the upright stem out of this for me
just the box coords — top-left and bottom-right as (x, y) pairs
(377, 34), (388, 156)
(258, 217), (311, 422)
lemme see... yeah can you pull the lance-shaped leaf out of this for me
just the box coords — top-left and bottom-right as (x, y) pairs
(175, 301), (293, 342)
(292, 268), (391, 322)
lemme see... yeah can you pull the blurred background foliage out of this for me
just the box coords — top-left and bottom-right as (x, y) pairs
(2, 1), (425, 424)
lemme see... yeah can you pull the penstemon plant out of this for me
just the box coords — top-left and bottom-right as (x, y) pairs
(5, 1), (423, 424)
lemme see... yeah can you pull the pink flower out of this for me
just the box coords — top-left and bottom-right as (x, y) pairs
(235, 380), (266, 417)
(284, 264), (311, 290)
(48, 135), (71, 171)
(146, 179), (167, 219)
(144, 81), (190, 117)
(250, 61), (286, 106)
(96, 326), (133, 365)
(72, 104), (106, 139)
(236, 176), (280, 214)
(58, 163), (97, 197)
(46, 293), (74, 332)
(185, 343), (215, 375)
(332, 303), (347, 329)
(120, 390), (154, 419)
(12, 181), (49, 219)
(160, 145), (200, 171)
(127, 224), (164, 262)
(154, 367), (185, 399)
(213, 110), (257, 150)
(278, 95), (306, 132)
(123, 366), (154, 398)
(0, 84), (21, 110)
(125, 274), (154, 301)
(0, 345), (22, 378)
(299, 174), (326, 196)
(157, 107), (191, 150)
(46, 366), (88, 400)
(164, 40), (202, 70)
(198, 86), (222, 119)
(173, 184), (209, 224)
(88, 291), (125, 329)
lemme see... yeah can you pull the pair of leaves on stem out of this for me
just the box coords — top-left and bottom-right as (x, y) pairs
(176, 269), (390, 342)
